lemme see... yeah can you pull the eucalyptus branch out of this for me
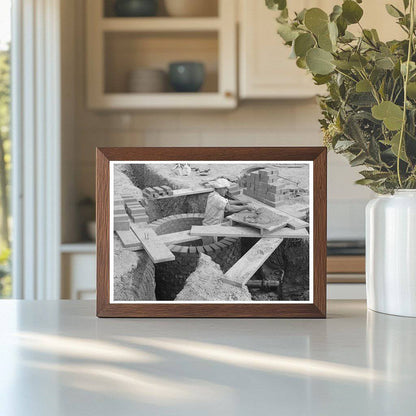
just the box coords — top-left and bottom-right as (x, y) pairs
(397, 0), (415, 188)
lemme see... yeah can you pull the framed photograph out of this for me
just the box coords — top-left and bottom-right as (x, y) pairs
(96, 147), (327, 318)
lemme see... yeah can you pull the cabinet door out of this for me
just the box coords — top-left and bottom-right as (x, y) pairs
(239, 0), (405, 99)
(239, 0), (321, 99)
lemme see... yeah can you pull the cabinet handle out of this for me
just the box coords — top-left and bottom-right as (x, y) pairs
(225, 91), (234, 98)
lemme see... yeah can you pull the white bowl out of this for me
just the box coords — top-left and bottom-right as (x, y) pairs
(164, 0), (217, 17)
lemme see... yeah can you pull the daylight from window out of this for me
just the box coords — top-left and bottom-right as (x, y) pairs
(0, 0), (11, 298)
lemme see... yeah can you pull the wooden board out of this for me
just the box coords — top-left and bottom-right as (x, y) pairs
(130, 225), (175, 263)
(118, 230), (202, 251)
(228, 207), (289, 233)
(235, 194), (309, 229)
(153, 188), (213, 200)
(116, 230), (140, 248)
(190, 225), (309, 239)
(221, 238), (284, 288)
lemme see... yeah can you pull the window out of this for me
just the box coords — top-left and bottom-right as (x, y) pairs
(0, 0), (11, 298)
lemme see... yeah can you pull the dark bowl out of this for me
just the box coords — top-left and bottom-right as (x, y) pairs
(168, 62), (205, 93)
(114, 0), (158, 17)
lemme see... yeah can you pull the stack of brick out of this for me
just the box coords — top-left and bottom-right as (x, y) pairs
(227, 183), (241, 197)
(243, 168), (298, 207)
(114, 198), (129, 231)
(121, 195), (149, 224)
(143, 185), (173, 199)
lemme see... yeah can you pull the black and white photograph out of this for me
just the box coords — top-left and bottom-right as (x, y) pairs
(110, 161), (313, 303)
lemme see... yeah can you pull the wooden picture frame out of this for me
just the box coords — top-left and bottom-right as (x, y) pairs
(97, 147), (327, 318)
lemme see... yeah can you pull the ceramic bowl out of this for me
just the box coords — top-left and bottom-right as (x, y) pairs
(114, 0), (158, 17)
(168, 62), (205, 93)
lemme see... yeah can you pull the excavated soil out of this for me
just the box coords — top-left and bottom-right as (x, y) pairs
(175, 254), (251, 301)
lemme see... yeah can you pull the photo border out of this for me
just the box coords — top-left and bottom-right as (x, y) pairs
(97, 147), (327, 318)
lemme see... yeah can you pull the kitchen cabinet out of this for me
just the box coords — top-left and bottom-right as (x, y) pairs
(86, 0), (237, 109)
(238, 0), (404, 99)
(239, 0), (324, 99)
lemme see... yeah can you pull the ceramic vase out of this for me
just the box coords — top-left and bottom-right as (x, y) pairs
(366, 190), (416, 317)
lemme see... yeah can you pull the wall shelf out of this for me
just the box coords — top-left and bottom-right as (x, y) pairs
(86, 0), (236, 110)
(101, 17), (221, 32)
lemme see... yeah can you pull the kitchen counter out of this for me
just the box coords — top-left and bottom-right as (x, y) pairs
(0, 300), (415, 415)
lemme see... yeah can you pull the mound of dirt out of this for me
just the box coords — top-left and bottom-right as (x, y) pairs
(175, 254), (251, 301)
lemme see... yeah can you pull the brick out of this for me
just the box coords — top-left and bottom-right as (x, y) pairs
(203, 244), (214, 252)
(114, 207), (126, 215)
(258, 182), (268, 192)
(188, 247), (197, 254)
(114, 222), (130, 231)
(161, 185), (173, 195)
(153, 186), (166, 196)
(114, 213), (129, 220)
(266, 192), (280, 201)
(124, 197), (139, 204)
(197, 246), (205, 254)
(114, 199), (124, 206)
(263, 199), (279, 208)
(121, 194), (133, 200)
(132, 215), (149, 223)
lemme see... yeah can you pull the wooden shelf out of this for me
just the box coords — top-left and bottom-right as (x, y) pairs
(86, 0), (237, 110)
(101, 17), (221, 32)
(327, 256), (365, 274)
(89, 92), (235, 110)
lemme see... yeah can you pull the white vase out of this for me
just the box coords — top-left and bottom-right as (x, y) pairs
(366, 190), (416, 317)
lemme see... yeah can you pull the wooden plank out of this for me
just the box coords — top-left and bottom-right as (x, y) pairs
(227, 208), (289, 232)
(122, 230), (202, 251)
(154, 187), (213, 200)
(116, 230), (140, 248)
(221, 238), (284, 288)
(130, 225), (175, 263)
(235, 194), (309, 229)
(190, 225), (309, 239)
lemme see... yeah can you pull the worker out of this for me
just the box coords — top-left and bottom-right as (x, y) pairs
(203, 178), (253, 226)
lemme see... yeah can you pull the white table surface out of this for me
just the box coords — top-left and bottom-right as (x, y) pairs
(0, 300), (415, 416)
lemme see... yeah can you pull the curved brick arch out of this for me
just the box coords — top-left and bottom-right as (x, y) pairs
(151, 214), (241, 300)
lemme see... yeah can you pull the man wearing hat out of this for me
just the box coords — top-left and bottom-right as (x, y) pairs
(203, 178), (252, 227)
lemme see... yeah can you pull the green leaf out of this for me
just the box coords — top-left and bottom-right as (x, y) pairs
(333, 59), (353, 70)
(382, 132), (409, 162)
(294, 33), (315, 57)
(355, 178), (377, 185)
(306, 48), (335, 75)
(356, 79), (372, 92)
(375, 56), (395, 70)
(403, 0), (410, 9)
(296, 57), (307, 69)
(350, 152), (368, 167)
(318, 31), (333, 52)
(313, 74), (332, 85)
(342, 0), (364, 24)
(266, 0), (287, 11)
(407, 82), (416, 99)
(336, 15), (348, 36)
(330, 5), (343, 21)
(277, 23), (299, 42)
(304, 8), (329, 35)
(371, 29), (380, 42)
(372, 101), (404, 130)
(385, 4), (403, 18)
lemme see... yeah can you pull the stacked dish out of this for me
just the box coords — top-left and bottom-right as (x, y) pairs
(127, 68), (167, 93)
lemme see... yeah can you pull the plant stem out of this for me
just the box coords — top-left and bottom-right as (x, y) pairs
(397, 0), (415, 188)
